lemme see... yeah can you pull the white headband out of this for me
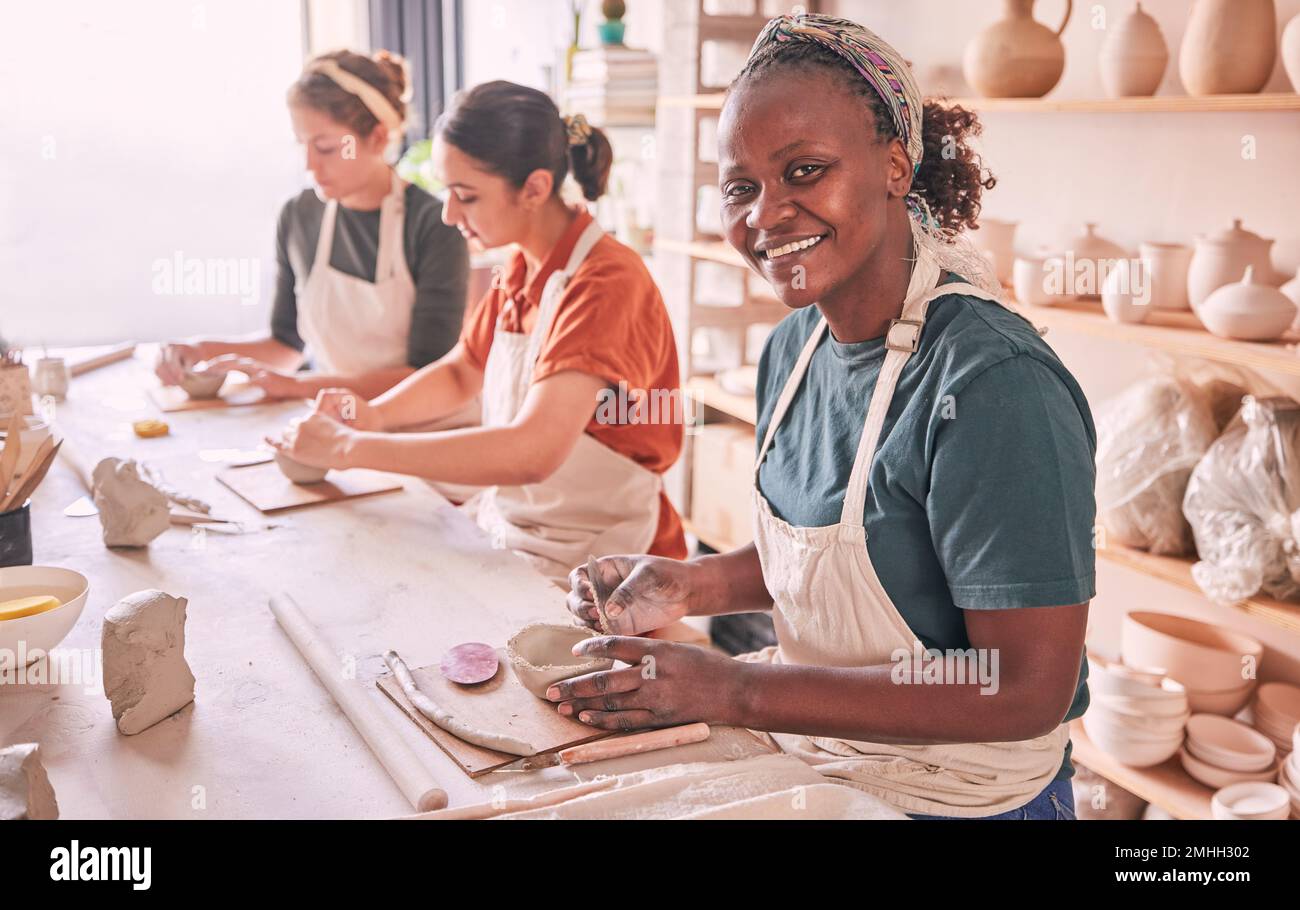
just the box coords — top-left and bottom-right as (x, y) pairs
(307, 59), (403, 131)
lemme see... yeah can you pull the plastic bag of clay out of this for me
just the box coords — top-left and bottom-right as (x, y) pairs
(1169, 355), (1287, 433)
(1183, 396), (1300, 604)
(1095, 375), (1218, 555)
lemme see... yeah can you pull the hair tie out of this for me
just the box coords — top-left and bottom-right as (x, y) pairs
(562, 113), (593, 147)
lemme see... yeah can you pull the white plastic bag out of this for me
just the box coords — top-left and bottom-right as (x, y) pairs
(1095, 376), (1218, 555)
(1184, 396), (1300, 604)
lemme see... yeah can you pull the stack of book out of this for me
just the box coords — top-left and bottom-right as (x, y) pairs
(565, 46), (658, 127)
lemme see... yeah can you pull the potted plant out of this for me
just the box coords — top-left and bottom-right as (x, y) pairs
(598, 0), (626, 46)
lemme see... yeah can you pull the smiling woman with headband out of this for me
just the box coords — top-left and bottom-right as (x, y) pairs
(563, 14), (1096, 820)
(273, 81), (687, 584)
(156, 49), (470, 403)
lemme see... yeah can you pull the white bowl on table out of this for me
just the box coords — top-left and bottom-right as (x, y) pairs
(0, 566), (89, 665)
(1211, 782), (1291, 820)
(1186, 714), (1277, 772)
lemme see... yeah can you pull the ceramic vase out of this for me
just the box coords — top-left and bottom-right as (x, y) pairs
(1188, 219), (1276, 310)
(1179, 0), (1277, 96)
(963, 0), (1073, 98)
(971, 218), (1018, 286)
(1283, 14), (1300, 92)
(1100, 3), (1169, 97)
(1198, 266), (1296, 341)
(1140, 241), (1192, 311)
(1102, 258), (1152, 324)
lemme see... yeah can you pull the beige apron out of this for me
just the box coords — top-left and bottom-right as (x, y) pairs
(744, 249), (1070, 818)
(472, 220), (663, 583)
(297, 171), (416, 374)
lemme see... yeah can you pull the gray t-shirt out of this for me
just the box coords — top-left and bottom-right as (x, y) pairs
(755, 279), (1096, 782)
(272, 184), (469, 368)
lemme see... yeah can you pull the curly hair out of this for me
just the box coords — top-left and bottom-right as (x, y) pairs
(732, 40), (996, 233)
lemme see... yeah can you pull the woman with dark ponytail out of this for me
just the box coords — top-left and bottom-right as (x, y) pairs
(563, 15), (1096, 820)
(276, 81), (686, 583)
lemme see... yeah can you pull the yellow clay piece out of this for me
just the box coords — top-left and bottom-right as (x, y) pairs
(133, 419), (170, 438)
(0, 595), (62, 621)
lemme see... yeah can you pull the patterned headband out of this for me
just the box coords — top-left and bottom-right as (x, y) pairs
(748, 14), (924, 173)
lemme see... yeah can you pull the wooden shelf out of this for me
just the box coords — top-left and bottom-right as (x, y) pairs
(1069, 720), (1213, 820)
(655, 237), (747, 268)
(1098, 544), (1300, 635)
(659, 92), (1300, 113)
(1022, 297), (1300, 378)
(687, 375), (758, 426)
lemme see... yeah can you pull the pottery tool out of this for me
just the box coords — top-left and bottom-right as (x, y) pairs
(269, 593), (448, 813)
(586, 553), (613, 633)
(68, 343), (135, 377)
(440, 642), (499, 685)
(510, 722), (713, 771)
(384, 650), (538, 756)
(0, 440), (60, 513)
(0, 414), (21, 503)
(218, 461), (404, 514)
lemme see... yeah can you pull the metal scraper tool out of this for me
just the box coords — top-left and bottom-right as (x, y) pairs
(586, 553), (613, 634)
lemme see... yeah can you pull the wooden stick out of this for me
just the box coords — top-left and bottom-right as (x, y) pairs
(68, 343), (136, 377)
(399, 777), (618, 820)
(0, 414), (21, 504)
(558, 722), (712, 766)
(0, 439), (59, 513)
(269, 592), (448, 813)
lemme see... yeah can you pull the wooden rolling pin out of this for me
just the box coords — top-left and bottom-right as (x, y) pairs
(269, 592), (448, 813)
(68, 342), (136, 377)
(558, 722), (711, 766)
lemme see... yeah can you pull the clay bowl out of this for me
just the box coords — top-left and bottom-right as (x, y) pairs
(1211, 782), (1291, 821)
(1185, 714), (1277, 772)
(1121, 611), (1263, 693)
(506, 622), (612, 698)
(274, 451), (329, 485)
(1179, 746), (1277, 790)
(1185, 678), (1257, 717)
(178, 367), (226, 400)
(1082, 711), (1183, 767)
(1254, 682), (1300, 732)
(0, 566), (88, 665)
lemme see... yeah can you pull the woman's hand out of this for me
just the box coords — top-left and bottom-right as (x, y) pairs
(547, 636), (748, 731)
(155, 343), (202, 385)
(567, 555), (718, 636)
(314, 388), (384, 431)
(268, 412), (358, 469)
(206, 354), (310, 401)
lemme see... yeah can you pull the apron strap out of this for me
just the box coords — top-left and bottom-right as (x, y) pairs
(839, 280), (1004, 527)
(375, 171), (407, 281)
(524, 218), (608, 372)
(314, 199), (339, 275)
(755, 318), (829, 472)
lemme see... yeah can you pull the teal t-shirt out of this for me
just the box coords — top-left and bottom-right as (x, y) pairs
(755, 281), (1096, 781)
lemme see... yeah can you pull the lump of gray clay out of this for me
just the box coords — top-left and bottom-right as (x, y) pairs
(102, 590), (196, 735)
(92, 457), (170, 548)
(0, 743), (59, 820)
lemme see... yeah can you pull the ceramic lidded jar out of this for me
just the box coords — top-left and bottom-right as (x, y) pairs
(1140, 241), (1192, 311)
(1283, 269), (1300, 331)
(1101, 258), (1151, 324)
(1100, 3), (1168, 97)
(970, 218), (1018, 286)
(1064, 222), (1128, 299)
(963, 0), (1073, 98)
(1284, 14), (1300, 92)
(1198, 267), (1296, 340)
(1188, 219), (1276, 310)
(1179, 0), (1277, 95)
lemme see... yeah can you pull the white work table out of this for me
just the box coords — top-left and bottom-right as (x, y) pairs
(1, 350), (768, 819)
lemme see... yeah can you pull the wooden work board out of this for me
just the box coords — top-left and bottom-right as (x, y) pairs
(217, 460), (405, 513)
(376, 652), (609, 777)
(149, 382), (269, 412)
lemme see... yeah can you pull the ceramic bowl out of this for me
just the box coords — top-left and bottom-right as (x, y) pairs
(274, 451), (329, 485)
(0, 566), (89, 664)
(1179, 746), (1277, 789)
(1211, 782), (1291, 820)
(1186, 714), (1277, 772)
(178, 367), (226, 400)
(1121, 611), (1262, 693)
(1254, 682), (1300, 728)
(1089, 703), (1190, 736)
(1186, 679), (1257, 717)
(506, 622), (613, 699)
(1083, 711), (1182, 767)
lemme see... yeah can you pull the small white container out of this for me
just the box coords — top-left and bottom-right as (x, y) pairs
(1198, 266), (1296, 341)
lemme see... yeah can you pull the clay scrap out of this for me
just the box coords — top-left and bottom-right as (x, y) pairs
(92, 458), (170, 547)
(0, 743), (59, 820)
(102, 589), (196, 735)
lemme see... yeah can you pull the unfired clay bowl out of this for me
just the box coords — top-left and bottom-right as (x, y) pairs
(178, 368), (226, 400)
(506, 622), (612, 698)
(274, 451), (329, 485)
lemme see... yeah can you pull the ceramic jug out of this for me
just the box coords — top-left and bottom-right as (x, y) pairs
(1180, 0), (1277, 95)
(963, 0), (1073, 98)
(1140, 242), (1192, 311)
(1188, 219), (1276, 310)
(1099, 3), (1168, 97)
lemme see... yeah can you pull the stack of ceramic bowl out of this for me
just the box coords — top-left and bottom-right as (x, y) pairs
(1211, 782), (1292, 820)
(1179, 714), (1278, 789)
(1121, 612), (1262, 715)
(1252, 682), (1300, 758)
(1082, 659), (1190, 767)
(1276, 729), (1300, 818)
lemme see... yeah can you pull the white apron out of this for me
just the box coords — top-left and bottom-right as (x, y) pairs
(743, 249), (1071, 818)
(297, 171), (416, 374)
(472, 219), (663, 582)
